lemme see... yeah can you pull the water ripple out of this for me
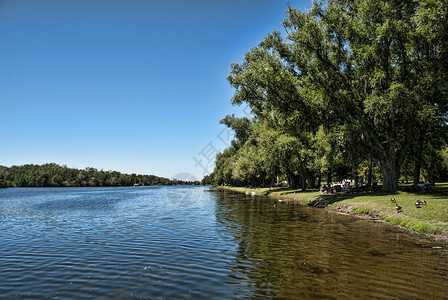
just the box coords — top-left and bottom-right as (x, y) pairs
(0, 187), (447, 299)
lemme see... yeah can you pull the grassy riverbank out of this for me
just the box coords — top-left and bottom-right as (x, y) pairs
(218, 184), (448, 239)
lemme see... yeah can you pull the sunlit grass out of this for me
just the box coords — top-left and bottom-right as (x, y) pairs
(325, 191), (448, 222)
(379, 215), (442, 234)
(268, 188), (320, 201)
(219, 186), (321, 201)
(436, 182), (448, 188)
(323, 190), (448, 234)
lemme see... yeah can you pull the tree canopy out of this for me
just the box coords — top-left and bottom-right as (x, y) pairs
(0, 163), (199, 188)
(209, 0), (448, 192)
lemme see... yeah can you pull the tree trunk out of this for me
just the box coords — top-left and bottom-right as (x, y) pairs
(300, 173), (306, 191)
(377, 154), (399, 192)
(412, 163), (421, 186)
(413, 135), (424, 187)
(307, 173), (316, 189)
(287, 172), (299, 189)
(367, 156), (373, 187)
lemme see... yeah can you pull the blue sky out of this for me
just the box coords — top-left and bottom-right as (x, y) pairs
(0, 0), (311, 180)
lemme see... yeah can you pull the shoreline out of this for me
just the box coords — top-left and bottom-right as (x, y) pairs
(218, 186), (448, 244)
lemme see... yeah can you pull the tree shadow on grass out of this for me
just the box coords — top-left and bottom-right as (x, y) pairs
(260, 186), (448, 206)
(315, 192), (388, 206)
(317, 189), (448, 206)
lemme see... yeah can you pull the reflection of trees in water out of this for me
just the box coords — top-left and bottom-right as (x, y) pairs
(214, 189), (340, 298)
(212, 189), (448, 299)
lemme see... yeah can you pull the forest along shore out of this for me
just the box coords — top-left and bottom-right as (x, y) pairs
(218, 185), (448, 243)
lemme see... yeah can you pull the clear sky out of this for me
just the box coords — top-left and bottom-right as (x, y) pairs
(0, 0), (311, 180)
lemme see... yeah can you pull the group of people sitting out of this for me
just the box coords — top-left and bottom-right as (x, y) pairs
(320, 181), (353, 194)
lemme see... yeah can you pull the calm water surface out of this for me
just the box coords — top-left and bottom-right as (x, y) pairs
(0, 186), (447, 299)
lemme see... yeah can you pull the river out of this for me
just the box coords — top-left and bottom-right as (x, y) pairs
(0, 186), (447, 299)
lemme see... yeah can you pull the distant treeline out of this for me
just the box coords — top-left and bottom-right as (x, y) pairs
(0, 163), (200, 188)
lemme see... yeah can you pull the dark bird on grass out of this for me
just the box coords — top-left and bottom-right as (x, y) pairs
(391, 197), (396, 203)
(416, 199), (427, 205)
(415, 201), (421, 208)
(395, 204), (402, 213)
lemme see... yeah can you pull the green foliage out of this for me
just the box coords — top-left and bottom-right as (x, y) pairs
(0, 166), (9, 188)
(0, 163), (187, 187)
(211, 0), (448, 192)
(219, 114), (252, 146)
(212, 116), (331, 189)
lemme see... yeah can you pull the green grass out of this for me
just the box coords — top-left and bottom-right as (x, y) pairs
(353, 206), (370, 215)
(379, 215), (443, 234)
(326, 191), (448, 222)
(268, 188), (320, 201)
(219, 184), (448, 236)
(219, 186), (320, 201)
(323, 191), (448, 234)
(436, 182), (448, 188)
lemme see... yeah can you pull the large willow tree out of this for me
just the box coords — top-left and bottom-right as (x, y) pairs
(228, 0), (447, 192)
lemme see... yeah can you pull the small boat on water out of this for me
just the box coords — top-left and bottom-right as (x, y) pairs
(133, 183), (140, 187)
